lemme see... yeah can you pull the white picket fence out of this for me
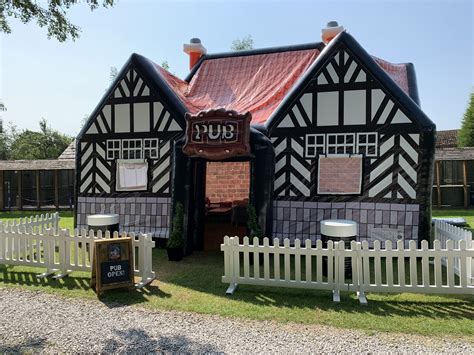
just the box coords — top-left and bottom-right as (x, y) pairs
(434, 219), (473, 284)
(221, 236), (474, 304)
(0, 214), (155, 288)
(0, 212), (60, 235)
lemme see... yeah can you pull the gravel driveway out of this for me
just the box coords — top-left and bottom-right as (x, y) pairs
(0, 288), (471, 353)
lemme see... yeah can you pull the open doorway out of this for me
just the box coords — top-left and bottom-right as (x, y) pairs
(203, 161), (250, 250)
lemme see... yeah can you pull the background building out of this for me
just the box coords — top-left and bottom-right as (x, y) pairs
(434, 129), (474, 207)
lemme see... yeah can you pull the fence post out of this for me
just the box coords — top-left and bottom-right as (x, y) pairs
(54, 212), (60, 235)
(135, 233), (156, 288)
(332, 241), (341, 303)
(225, 237), (239, 295)
(354, 241), (367, 305)
(54, 228), (71, 279)
(37, 228), (58, 278)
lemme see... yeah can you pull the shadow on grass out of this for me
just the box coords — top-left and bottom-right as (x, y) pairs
(0, 264), (171, 307)
(161, 250), (474, 322)
(1, 266), (90, 291)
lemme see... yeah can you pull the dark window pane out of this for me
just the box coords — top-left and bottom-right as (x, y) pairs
(39, 171), (55, 207)
(4, 171), (19, 208)
(59, 170), (74, 207)
(21, 171), (37, 207)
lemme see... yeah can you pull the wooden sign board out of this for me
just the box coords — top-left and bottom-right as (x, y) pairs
(183, 109), (251, 160)
(91, 237), (134, 295)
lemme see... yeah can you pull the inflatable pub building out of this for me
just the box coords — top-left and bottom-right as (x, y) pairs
(76, 22), (435, 252)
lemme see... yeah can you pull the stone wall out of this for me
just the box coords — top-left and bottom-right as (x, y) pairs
(272, 200), (420, 246)
(76, 196), (171, 237)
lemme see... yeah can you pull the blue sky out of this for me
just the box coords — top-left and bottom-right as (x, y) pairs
(0, 0), (472, 136)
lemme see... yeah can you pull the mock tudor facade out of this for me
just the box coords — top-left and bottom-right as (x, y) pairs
(75, 27), (435, 251)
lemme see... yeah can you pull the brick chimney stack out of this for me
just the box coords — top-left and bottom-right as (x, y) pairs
(321, 21), (345, 44)
(183, 38), (207, 70)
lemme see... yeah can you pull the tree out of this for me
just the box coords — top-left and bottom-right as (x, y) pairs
(0, 121), (17, 160)
(109, 66), (118, 83)
(458, 92), (474, 147)
(161, 61), (170, 71)
(0, 0), (116, 42)
(9, 118), (73, 160)
(231, 35), (254, 51)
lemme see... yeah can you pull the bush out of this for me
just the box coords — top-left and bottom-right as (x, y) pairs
(167, 202), (184, 249)
(247, 204), (263, 240)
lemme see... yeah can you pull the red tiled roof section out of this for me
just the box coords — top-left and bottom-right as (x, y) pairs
(372, 56), (409, 95)
(157, 50), (412, 124)
(436, 129), (459, 148)
(158, 49), (320, 124)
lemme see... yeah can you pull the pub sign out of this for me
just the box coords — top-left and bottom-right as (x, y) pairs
(183, 109), (251, 160)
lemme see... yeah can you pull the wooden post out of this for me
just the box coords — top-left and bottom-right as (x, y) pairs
(435, 161), (441, 208)
(54, 170), (59, 210)
(18, 171), (22, 210)
(0, 171), (4, 211)
(463, 160), (468, 208)
(36, 170), (41, 209)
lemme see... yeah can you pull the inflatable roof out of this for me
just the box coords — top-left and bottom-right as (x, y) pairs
(149, 33), (415, 125)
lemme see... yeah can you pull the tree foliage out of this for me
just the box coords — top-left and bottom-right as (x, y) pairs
(109, 66), (118, 83)
(247, 204), (263, 240)
(9, 118), (73, 160)
(0, 121), (17, 160)
(1, 0), (116, 42)
(458, 92), (474, 147)
(167, 202), (185, 249)
(161, 61), (170, 71)
(231, 35), (254, 51)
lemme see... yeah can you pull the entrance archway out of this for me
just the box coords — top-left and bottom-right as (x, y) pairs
(172, 127), (274, 253)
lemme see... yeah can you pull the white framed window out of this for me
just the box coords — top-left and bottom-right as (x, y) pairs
(106, 140), (121, 160)
(326, 133), (355, 155)
(305, 134), (325, 158)
(357, 133), (378, 157)
(122, 139), (142, 159)
(116, 159), (148, 191)
(143, 138), (159, 159)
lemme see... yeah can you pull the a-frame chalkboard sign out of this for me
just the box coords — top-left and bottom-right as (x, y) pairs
(91, 237), (134, 295)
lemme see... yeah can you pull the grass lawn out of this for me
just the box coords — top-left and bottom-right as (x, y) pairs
(0, 210), (472, 339)
(0, 210), (74, 231)
(433, 208), (474, 233)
